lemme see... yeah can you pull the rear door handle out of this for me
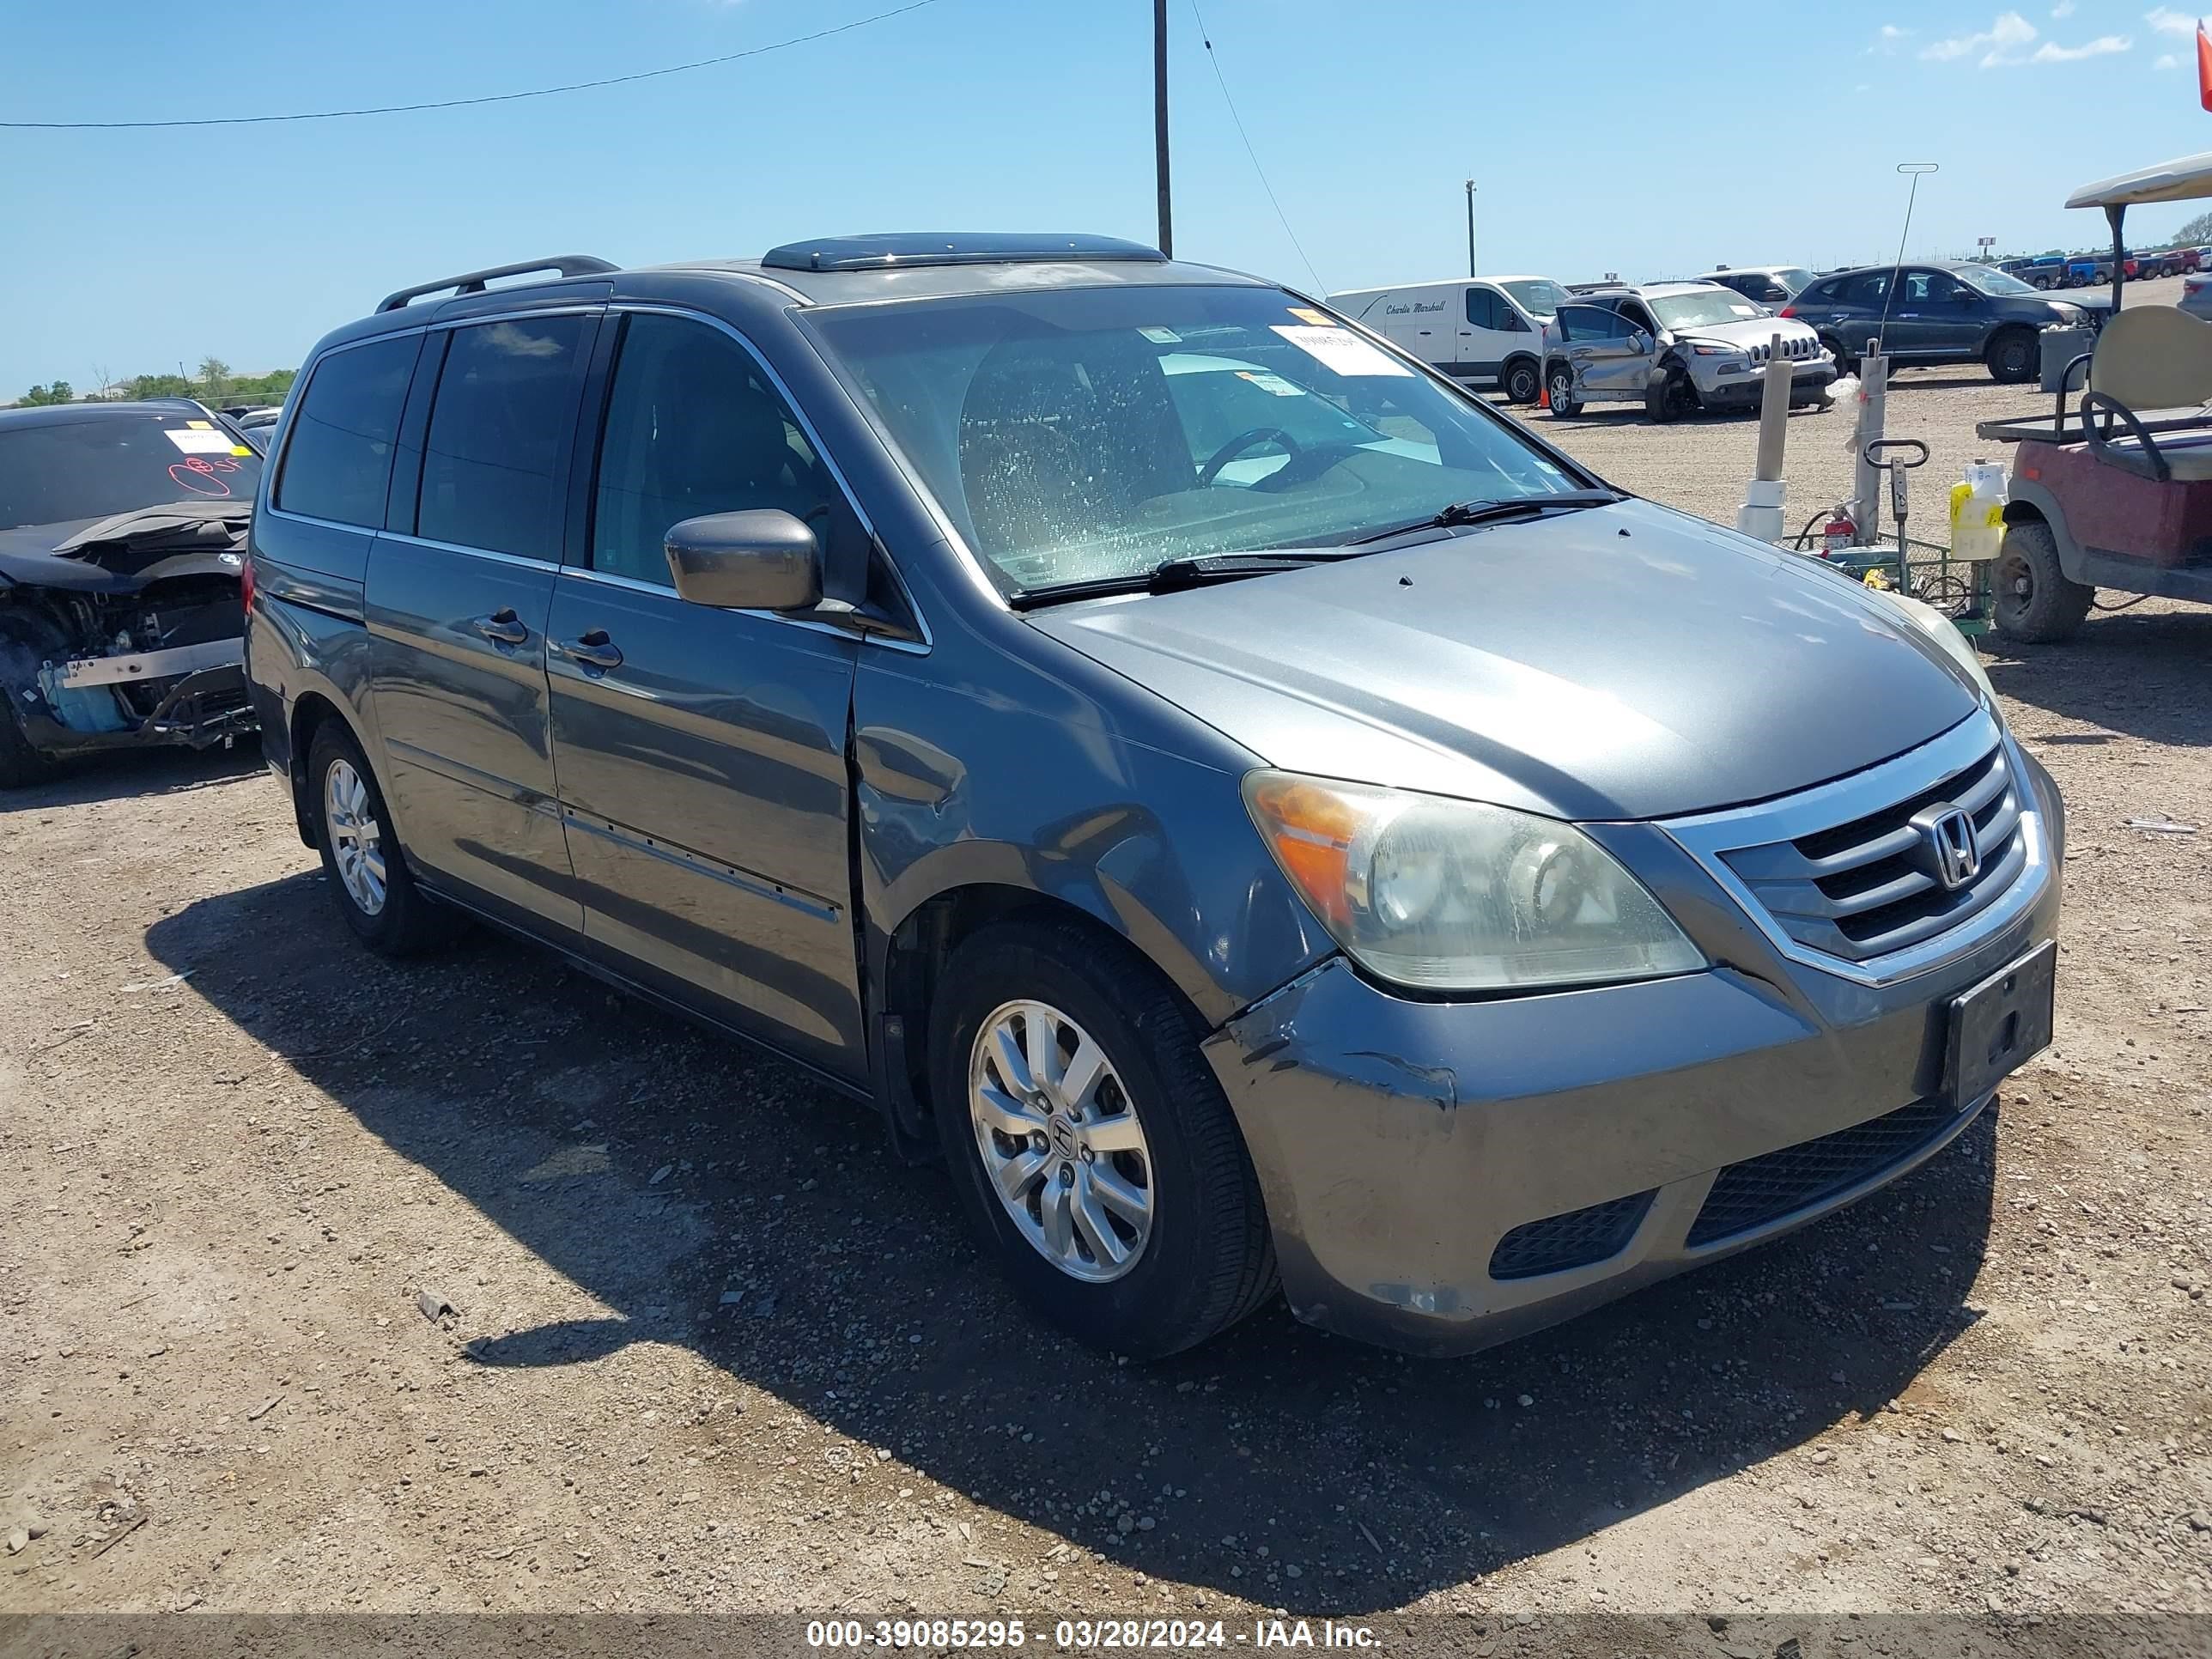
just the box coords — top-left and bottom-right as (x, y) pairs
(561, 629), (623, 672)
(471, 608), (529, 646)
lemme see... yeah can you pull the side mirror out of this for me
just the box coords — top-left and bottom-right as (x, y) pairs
(664, 509), (823, 611)
(1627, 330), (1652, 355)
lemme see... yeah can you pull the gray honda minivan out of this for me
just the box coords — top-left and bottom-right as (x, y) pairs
(245, 234), (2063, 1358)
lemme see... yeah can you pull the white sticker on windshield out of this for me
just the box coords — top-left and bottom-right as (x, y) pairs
(1236, 370), (1305, 397)
(1269, 325), (1411, 378)
(164, 428), (235, 454)
(1138, 325), (1182, 343)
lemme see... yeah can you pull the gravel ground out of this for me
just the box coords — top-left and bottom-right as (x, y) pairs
(4, 284), (2210, 1632)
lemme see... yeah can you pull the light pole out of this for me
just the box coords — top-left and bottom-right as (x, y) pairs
(1465, 179), (1477, 277)
(1154, 0), (1173, 258)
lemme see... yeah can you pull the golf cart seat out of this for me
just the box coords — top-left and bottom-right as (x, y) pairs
(2082, 305), (2212, 481)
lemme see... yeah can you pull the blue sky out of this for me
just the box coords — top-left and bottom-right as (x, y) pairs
(10, 0), (2212, 390)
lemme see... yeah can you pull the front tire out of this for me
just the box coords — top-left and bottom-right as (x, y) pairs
(928, 917), (1276, 1358)
(0, 694), (61, 790)
(307, 723), (461, 956)
(1992, 520), (2094, 643)
(1985, 327), (2037, 384)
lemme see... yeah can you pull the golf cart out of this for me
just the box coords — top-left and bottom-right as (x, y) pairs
(1975, 152), (2212, 642)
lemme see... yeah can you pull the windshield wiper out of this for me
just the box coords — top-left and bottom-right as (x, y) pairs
(1008, 550), (1362, 611)
(1342, 488), (1625, 548)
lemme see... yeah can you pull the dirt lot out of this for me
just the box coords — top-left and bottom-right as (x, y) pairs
(5, 294), (2211, 1634)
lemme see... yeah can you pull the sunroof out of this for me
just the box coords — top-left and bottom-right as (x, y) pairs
(760, 233), (1167, 273)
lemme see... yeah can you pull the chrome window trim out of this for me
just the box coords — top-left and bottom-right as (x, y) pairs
(589, 303), (933, 653)
(1662, 710), (2051, 987)
(377, 531), (560, 573)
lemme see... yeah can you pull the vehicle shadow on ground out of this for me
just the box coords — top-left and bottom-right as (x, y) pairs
(0, 739), (263, 815)
(1985, 607), (2212, 747)
(149, 876), (2000, 1614)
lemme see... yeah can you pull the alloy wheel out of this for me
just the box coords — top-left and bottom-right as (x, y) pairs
(968, 999), (1154, 1283)
(324, 757), (387, 916)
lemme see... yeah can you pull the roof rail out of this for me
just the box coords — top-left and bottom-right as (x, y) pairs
(376, 255), (619, 314)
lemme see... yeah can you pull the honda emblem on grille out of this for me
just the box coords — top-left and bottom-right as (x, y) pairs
(1911, 803), (1981, 890)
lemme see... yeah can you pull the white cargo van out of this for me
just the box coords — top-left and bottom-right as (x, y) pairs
(1328, 275), (1570, 403)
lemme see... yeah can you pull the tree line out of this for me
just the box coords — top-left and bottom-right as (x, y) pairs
(17, 356), (295, 410)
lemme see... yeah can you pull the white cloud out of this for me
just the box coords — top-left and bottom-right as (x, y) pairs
(2033, 31), (2133, 55)
(1923, 10), (2039, 62)
(2146, 7), (2198, 34)
(1923, 9), (2139, 63)
(1871, 21), (1913, 52)
(2156, 48), (2185, 63)
(2052, 0), (2075, 14)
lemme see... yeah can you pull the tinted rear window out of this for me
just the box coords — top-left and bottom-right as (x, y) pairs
(0, 413), (264, 529)
(276, 336), (418, 528)
(416, 318), (587, 556)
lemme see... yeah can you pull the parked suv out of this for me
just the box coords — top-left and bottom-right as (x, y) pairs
(1544, 282), (1833, 419)
(247, 235), (2063, 1358)
(1786, 261), (2105, 381)
(1696, 265), (1815, 307)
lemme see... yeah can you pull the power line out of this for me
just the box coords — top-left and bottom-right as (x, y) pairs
(0, 0), (945, 131)
(1184, 0), (1326, 296)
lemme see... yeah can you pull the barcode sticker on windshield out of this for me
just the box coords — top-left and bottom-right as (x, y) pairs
(1286, 307), (1334, 326)
(1236, 370), (1304, 397)
(164, 428), (236, 454)
(1269, 325), (1410, 378)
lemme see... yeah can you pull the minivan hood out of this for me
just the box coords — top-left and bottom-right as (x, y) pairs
(1029, 498), (1982, 821)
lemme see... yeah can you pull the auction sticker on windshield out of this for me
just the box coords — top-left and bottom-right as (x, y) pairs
(1269, 325), (1410, 378)
(164, 428), (236, 455)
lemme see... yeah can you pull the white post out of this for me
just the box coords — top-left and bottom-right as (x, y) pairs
(1735, 332), (1795, 541)
(1851, 341), (1889, 545)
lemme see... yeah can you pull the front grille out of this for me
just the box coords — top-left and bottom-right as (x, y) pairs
(1718, 738), (2026, 963)
(1489, 1189), (1655, 1280)
(1686, 1098), (1960, 1247)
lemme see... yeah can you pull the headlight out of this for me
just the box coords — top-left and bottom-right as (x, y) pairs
(1243, 772), (1706, 993)
(1881, 590), (1996, 703)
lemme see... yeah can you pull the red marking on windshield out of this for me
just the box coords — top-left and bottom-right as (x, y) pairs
(168, 456), (240, 497)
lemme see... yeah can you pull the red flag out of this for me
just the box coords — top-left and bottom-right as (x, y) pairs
(2199, 19), (2212, 113)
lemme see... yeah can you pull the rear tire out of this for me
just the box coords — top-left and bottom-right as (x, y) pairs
(307, 722), (462, 957)
(1500, 357), (1540, 404)
(1820, 333), (1856, 374)
(1992, 520), (2094, 644)
(928, 917), (1277, 1358)
(1985, 327), (2037, 385)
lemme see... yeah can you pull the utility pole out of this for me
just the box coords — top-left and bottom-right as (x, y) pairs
(1465, 179), (1477, 277)
(1154, 0), (1173, 258)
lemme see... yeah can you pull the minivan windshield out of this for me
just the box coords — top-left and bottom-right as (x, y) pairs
(1648, 289), (1767, 331)
(0, 412), (263, 530)
(805, 284), (1586, 594)
(1498, 278), (1571, 319)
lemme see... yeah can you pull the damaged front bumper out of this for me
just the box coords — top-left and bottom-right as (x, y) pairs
(14, 647), (255, 759)
(1201, 746), (2064, 1358)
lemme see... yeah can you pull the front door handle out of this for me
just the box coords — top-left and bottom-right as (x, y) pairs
(562, 629), (623, 672)
(471, 608), (529, 646)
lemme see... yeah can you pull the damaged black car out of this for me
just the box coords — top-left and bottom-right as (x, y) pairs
(0, 401), (261, 787)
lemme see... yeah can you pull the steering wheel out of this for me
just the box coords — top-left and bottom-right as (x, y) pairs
(1199, 426), (1299, 487)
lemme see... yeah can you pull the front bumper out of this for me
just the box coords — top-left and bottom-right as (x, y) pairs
(16, 661), (257, 760)
(1697, 358), (1836, 408)
(1203, 733), (2063, 1357)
